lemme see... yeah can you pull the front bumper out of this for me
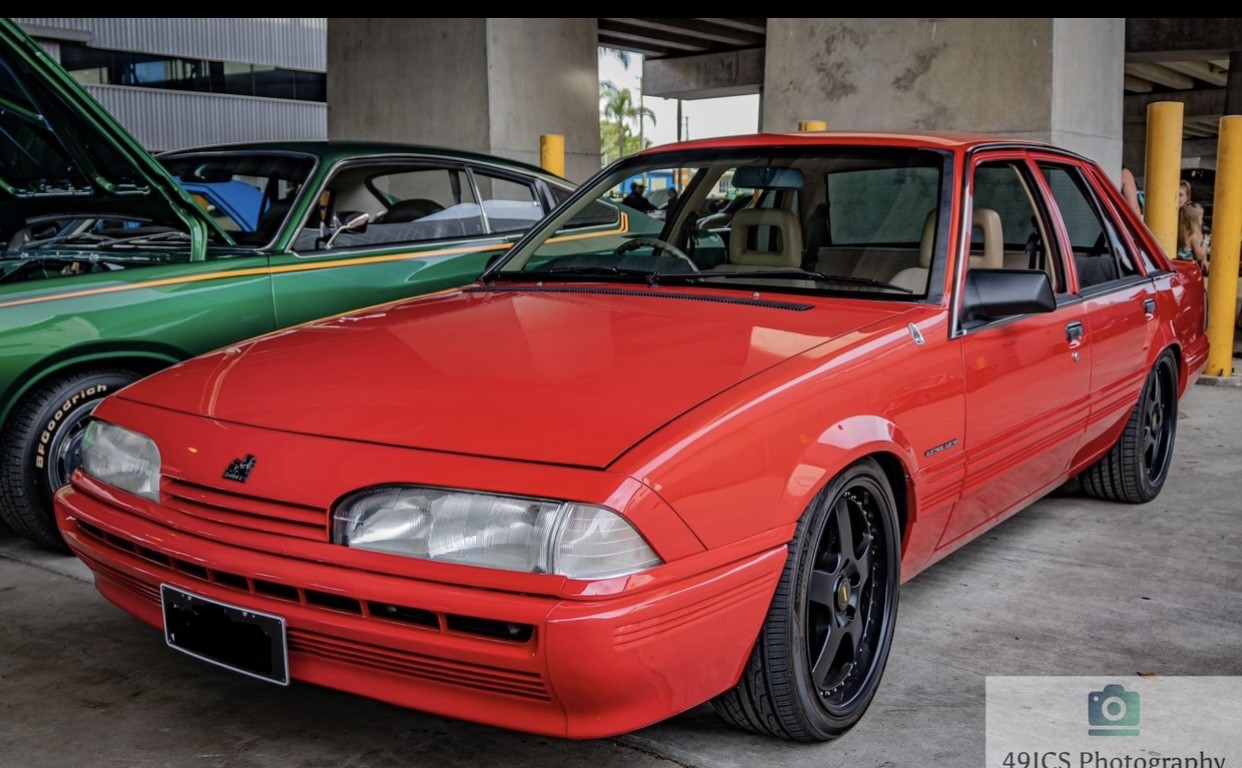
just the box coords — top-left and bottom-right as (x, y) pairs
(56, 482), (785, 739)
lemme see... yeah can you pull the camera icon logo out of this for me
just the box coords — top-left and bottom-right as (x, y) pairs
(1087, 684), (1141, 736)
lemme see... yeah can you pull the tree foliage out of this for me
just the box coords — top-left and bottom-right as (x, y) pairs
(599, 80), (655, 164)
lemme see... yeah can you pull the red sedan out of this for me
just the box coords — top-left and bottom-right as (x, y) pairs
(54, 132), (1208, 742)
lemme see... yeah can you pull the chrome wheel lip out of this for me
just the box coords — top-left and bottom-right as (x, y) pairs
(44, 401), (98, 491)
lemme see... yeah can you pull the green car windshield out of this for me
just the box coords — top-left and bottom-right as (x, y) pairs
(158, 151), (316, 246)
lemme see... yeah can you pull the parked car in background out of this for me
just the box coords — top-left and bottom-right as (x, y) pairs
(55, 130), (1207, 741)
(0, 17), (594, 550)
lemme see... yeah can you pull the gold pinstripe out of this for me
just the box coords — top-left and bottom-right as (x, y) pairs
(0, 215), (633, 312)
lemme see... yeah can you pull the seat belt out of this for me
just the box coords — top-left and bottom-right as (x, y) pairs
(802, 203), (829, 268)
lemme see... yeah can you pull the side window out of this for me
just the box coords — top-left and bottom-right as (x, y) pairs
(972, 161), (1066, 294)
(1111, 202), (1162, 274)
(371, 168), (474, 232)
(299, 164), (486, 251)
(471, 171), (545, 234)
(549, 184), (623, 230)
(1038, 163), (1140, 290)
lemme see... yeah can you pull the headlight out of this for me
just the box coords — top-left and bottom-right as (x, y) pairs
(331, 486), (662, 579)
(79, 420), (161, 502)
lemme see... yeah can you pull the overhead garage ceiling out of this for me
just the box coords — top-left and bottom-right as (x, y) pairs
(597, 18), (765, 58)
(599, 18), (1242, 166)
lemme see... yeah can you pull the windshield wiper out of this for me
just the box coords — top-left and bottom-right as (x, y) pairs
(96, 230), (192, 248)
(22, 227), (189, 251)
(694, 269), (913, 293)
(22, 231), (114, 249)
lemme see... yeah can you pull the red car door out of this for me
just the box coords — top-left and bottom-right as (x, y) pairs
(1033, 160), (1159, 457)
(938, 155), (1092, 549)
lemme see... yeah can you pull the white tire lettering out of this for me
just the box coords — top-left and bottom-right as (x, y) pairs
(27, 381), (114, 469)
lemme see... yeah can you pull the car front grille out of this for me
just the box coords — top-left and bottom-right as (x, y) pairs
(75, 519), (537, 649)
(162, 477), (328, 541)
(287, 629), (550, 700)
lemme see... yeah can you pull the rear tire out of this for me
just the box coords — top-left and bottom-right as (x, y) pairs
(711, 457), (901, 742)
(1079, 349), (1178, 503)
(0, 369), (140, 551)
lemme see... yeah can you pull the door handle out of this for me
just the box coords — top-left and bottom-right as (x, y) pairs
(1144, 297), (1156, 316)
(1066, 321), (1084, 344)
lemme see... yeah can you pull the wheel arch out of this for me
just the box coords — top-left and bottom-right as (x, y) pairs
(868, 450), (911, 553)
(788, 414), (918, 555)
(1162, 341), (1187, 397)
(0, 343), (186, 428)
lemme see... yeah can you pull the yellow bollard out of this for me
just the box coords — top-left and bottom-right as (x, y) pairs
(540, 134), (565, 178)
(1143, 102), (1184, 260)
(798, 120), (828, 132)
(1204, 116), (1242, 377)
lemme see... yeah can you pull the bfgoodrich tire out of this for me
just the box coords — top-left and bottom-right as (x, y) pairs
(1079, 349), (1179, 504)
(711, 457), (901, 742)
(0, 369), (140, 551)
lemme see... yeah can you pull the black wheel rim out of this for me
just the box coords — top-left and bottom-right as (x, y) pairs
(1142, 360), (1176, 485)
(44, 400), (97, 491)
(807, 478), (892, 712)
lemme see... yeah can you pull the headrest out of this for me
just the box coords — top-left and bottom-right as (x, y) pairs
(970, 207), (1004, 269)
(918, 207), (1004, 270)
(384, 198), (444, 223)
(728, 207), (804, 268)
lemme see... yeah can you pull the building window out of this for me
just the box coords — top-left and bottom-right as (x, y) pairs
(58, 43), (325, 103)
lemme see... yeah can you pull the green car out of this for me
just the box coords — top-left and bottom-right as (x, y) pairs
(0, 18), (589, 550)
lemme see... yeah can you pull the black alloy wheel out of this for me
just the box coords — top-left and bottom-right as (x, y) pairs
(1080, 349), (1179, 503)
(712, 457), (901, 741)
(1139, 354), (1177, 487)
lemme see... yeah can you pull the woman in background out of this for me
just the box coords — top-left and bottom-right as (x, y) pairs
(1178, 201), (1209, 275)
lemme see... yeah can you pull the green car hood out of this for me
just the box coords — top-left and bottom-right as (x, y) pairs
(0, 19), (229, 248)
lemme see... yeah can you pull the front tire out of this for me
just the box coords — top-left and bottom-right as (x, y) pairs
(711, 457), (901, 742)
(1079, 349), (1178, 503)
(0, 369), (141, 551)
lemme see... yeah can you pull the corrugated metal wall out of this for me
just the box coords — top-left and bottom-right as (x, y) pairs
(12, 19), (328, 150)
(85, 85), (327, 151)
(13, 18), (325, 72)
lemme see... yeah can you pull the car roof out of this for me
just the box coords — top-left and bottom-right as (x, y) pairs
(157, 140), (566, 180)
(638, 130), (1090, 159)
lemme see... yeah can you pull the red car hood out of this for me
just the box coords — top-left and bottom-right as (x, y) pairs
(121, 287), (905, 467)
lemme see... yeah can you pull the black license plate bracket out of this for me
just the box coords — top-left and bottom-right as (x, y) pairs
(161, 584), (289, 686)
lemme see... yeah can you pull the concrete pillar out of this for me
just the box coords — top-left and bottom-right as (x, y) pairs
(761, 19), (1124, 177)
(326, 18), (601, 183)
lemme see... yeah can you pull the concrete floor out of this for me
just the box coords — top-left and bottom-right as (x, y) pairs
(2, 382), (1240, 768)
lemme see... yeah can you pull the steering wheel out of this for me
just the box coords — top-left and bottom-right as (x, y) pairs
(613, 237), (700, 272)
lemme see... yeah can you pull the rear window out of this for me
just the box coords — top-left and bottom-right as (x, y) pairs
(828, 166), (942, 246)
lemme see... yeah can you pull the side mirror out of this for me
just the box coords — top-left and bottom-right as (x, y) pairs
(961, 268), (1056, 322)
(324, 212), (370, 249)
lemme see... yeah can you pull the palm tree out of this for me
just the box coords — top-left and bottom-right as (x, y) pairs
(600, 81), (656, 162)
(599, 46), (631, 70)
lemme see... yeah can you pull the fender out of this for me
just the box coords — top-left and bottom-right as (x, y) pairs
(0, 342), (185, 430)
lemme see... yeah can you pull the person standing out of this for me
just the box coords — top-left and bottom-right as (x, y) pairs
(1178, 179), (1192, 210)
(1178, 201), (1208, 275)
(1121, 167), (1142, 215)
(622, 182), (656, 213)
